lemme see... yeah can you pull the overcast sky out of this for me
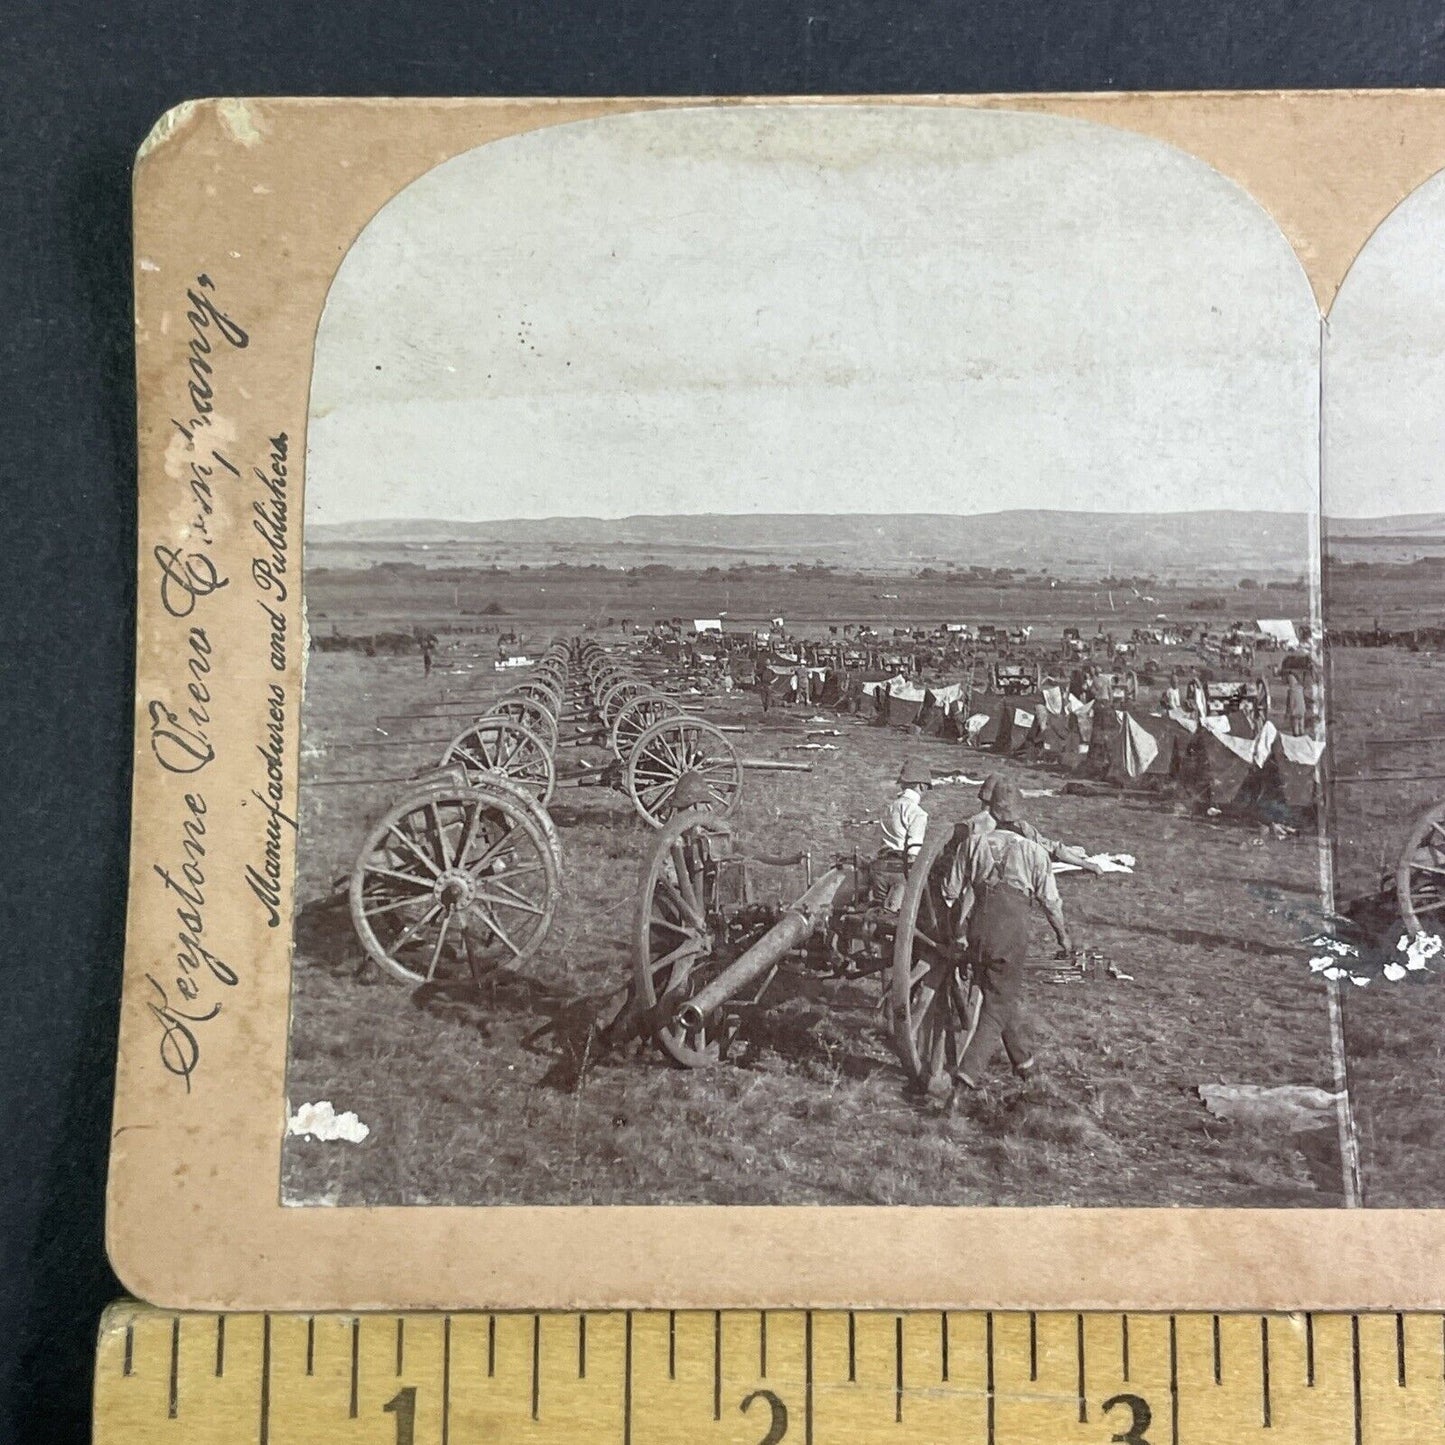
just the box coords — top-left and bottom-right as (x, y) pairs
(1326, 169), (1445, 519)
(308, 105), (1322, 526)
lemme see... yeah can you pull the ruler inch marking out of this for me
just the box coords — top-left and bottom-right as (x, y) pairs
(804, 1309), (814, 1445)
(667, 1310), (675, 1380)
(348, 1316), (359, 1419)
(442, 1314), (451, 1445)
(167, 1316), (179, 1419)
(1396, 1310), (1406, 1387)
(1306, 1311), (1315, 1386)
(122, 1322), (133, 1378)
(487, 1313), (495, 1378)
(847, 1310), (856, 1382)
(713, 1309), (722, 1420)
(1076, 1311), (1087, 1424)
(1261, 1315), (1272, 1428)
(1029, 1310), (1037, 1381)
(1122, 1311), (1130, 1382)
(578, 1312), (587, 1379)
(985, 1310), (996, 1445)
(259, 1314), (272, 1445)
(760, 1308), (767, 1378)
(894, 1315), (903, 1424)
(530, 1313), (540, 1421)
(396, 1316), (405, 1376)
(216, 1314), (226, 1378)
(1352, 1314), (1363, 1445)
(624, 1310), (633, 1445)
(1169, 1314), (1180, 1445)
(1212, 1313), (1221, 1385)
(941, 1310), (949, 1382)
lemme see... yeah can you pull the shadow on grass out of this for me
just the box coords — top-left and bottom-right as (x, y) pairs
(546, 799), (642, 830)
(1115, 919), (1303, 959)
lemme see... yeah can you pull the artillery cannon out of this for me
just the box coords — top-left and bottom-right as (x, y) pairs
(433, 640), (750, 827)
(626, 806), (975, 1088)
(345, 637), (809, 985)
(347, 642), (576, 984)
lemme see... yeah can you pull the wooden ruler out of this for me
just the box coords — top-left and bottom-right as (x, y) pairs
(94, 1303), (1445, 1442)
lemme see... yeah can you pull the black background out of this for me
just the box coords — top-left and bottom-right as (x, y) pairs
(5, 3), (1445, 1438)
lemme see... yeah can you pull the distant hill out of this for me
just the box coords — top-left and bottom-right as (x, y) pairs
(308, 510), (1318, 577)
(1324, 513), (1445, 538)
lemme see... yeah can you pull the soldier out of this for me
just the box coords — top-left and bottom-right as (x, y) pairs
(1284, 671), (1307, 736)
(944, 778), (1102, 945)
(1162, 671), (1182, 712)
(945, 787), (1074, 1095)
(874, 761), (932, 911)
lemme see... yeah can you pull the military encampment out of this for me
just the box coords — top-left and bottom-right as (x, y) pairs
(281, 534), (1370, 1211)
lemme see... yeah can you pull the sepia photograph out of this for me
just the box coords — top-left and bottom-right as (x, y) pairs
(1319, 165), (1445, 1208)
(267, 103), (1402, 1210)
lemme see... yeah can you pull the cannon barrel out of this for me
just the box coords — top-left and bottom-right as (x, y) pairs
(674, 864), (858, 1031)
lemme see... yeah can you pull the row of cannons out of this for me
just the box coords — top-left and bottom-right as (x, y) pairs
(343, 638), (976, 1088)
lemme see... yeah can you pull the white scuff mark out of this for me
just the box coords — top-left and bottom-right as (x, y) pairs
(287, 1100), (370, 1143)
(139, 258), (160, 273)
(217, 97), (264, 146)
(1398, 930), (1443, 971)
(135, 100), (201, 164)
(252, 184), (271, 195)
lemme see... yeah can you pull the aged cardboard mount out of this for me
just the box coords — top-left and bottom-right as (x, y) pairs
(113, 93), (1445, 1311)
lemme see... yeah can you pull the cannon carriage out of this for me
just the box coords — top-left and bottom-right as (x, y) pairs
(436, 639), (747, 827)
(626, 803), (982, 1088)
(344, 636), (813, 987)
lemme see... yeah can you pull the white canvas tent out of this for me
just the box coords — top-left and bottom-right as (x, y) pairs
(1256, 619), (1299, 647)
(693, 619), (722, 633)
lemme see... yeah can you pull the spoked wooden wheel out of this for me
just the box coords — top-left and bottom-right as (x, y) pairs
(488, 694), (559, 752)
(512, 676), (564, 713)
(439, 717), (556, 805)
(349, 781), (560, 985)
(625, 716), (743, 827)
(609, 691), (679, 758)
(596, 678), (647, 725)
(1396, 798), (1445, 937)
(631, 810), (732, 1067)
(891, 822), (973, 1091)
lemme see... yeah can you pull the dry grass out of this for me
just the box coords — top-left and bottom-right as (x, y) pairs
(283, 613), (1348, 1209)
(1323, 644), (1445, 1207)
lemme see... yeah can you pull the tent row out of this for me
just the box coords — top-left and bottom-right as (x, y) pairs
(862, 680), (1323, 815)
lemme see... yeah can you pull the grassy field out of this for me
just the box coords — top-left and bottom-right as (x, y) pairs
(1321, 651), (1445, 1206)
(304, 554), (1308, 644)
(282, 570), (1353, 1210)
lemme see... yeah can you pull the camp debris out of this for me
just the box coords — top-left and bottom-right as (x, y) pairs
(1197, 1083), (1342, 1133)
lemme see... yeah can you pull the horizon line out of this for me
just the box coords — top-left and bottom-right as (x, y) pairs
(307, 507), (1434, 527)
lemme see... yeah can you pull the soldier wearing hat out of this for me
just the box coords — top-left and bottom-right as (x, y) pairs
(946, 777), (1103, 930)
(943, 785), (1075, 1095)
(873, 760), (932, 910)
